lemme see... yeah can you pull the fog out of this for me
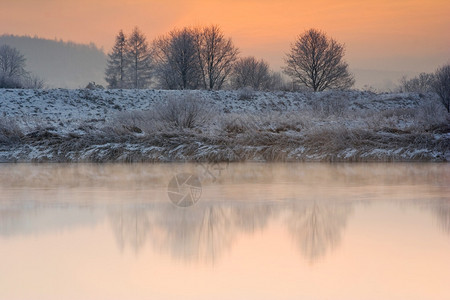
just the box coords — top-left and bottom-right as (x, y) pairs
(0, 35), (107, 88)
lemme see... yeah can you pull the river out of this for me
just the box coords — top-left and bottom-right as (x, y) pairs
(0, 163), (449, 299)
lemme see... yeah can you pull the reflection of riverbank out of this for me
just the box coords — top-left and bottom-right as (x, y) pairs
(0, 163), (448, 265)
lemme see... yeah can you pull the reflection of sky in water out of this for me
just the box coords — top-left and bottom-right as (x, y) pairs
(0, 163), (449, 299)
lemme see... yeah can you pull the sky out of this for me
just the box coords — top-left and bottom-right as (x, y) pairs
(1, 0), (449, 75)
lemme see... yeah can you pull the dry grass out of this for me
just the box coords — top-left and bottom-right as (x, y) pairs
(0, 117), (23, 144)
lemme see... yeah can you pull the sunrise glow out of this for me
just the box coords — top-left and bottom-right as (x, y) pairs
(2, 0), (449, 72)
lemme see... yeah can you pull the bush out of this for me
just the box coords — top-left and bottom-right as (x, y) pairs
(108, 110), (151, 135)
(416, 99), (448, 129)
(0, 75), (23, 88)
(0, 74), (45, 89)
(155, 94), (213, 129)
(309, 94), (349, 117)
(237, 87), (255, 100)
(0, 117), (23, 143)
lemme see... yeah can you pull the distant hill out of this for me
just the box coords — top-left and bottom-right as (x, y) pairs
(0, 35), (107, 88)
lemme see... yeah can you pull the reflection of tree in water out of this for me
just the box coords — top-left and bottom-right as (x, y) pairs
(429, 200), (450, 235)
(108, 205), (153, 254)
(232, 203), (278, 233)
(107, 201), (277, 264)
(107, 198), (352, 265)
(287, 200), (352, 264)
(435, 206), (450, 234)
(149, 203), (236, 264)
(410, 198), (450, 236)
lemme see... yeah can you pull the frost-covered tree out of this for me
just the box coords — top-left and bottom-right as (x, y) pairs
(433, 64), (450, 112)
(152, 25), (238, 90)
(195, 25), (239, 90)
(231, 56), (271, 90)
(0, 44), (44, 89)
(0, 45), (27, 88)
(153, 27), (201, 89)
(126, 27), (153, 89)
(284, 29), (354, 91)
(105, 30), (128, 88)
(399, 72), (435, 93)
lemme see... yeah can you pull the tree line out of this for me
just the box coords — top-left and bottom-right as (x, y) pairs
(1, 25), (448, 111)
(105, 25), (450, 110)
(105, 26), (355, 92)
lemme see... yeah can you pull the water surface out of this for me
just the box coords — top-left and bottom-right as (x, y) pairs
(0, 163), (449, 300)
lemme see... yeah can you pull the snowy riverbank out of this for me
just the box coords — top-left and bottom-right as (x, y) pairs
(0, 89), (449, 162)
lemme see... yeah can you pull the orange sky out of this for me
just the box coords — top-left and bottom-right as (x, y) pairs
(1, 0), (449, 72)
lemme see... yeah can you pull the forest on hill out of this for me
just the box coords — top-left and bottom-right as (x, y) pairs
(0, 34), (107, 88)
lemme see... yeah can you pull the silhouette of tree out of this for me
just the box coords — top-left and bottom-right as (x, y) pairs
(105, 30), (128, 88)
(284, 29), (354, 91)
(126, 27), (153, 89)
(433, 64), (450, 112)
(231, 56), (271, 90)
(153, 27), (202, 89)
(195, 25), (239, 90)
(399, 72), (435, 93)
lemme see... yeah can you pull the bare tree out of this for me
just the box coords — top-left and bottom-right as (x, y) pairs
(231, 56), (271, 90)
(0, 45), (27, 88)
(22, 74), (45, 89)
(284, 29), (354, 91)
(399, 72), (435, 93)
(195, 25), (239, 90)
(153, 27), (201, 89)
(267, 71), (289, 91)
(126, 27), (153, 89)
(433, 64), (450, 112)
(105, 30), (128, 88)
(152, 35), (176, 89)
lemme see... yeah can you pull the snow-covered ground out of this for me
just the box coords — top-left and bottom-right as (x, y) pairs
(0, 88), (449, 162)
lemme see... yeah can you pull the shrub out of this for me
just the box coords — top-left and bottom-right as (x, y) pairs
(237, 87), (255, 100)
(0, 117), (23, 143)
(155, 94), (213, 129)
(309, 94), (349, 117)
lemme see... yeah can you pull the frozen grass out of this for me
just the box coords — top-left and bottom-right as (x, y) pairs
(0, 89), (448, 162)
(0, 117), (23, 144)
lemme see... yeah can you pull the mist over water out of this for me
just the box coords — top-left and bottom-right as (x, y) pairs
(0, 163), (449, 299)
